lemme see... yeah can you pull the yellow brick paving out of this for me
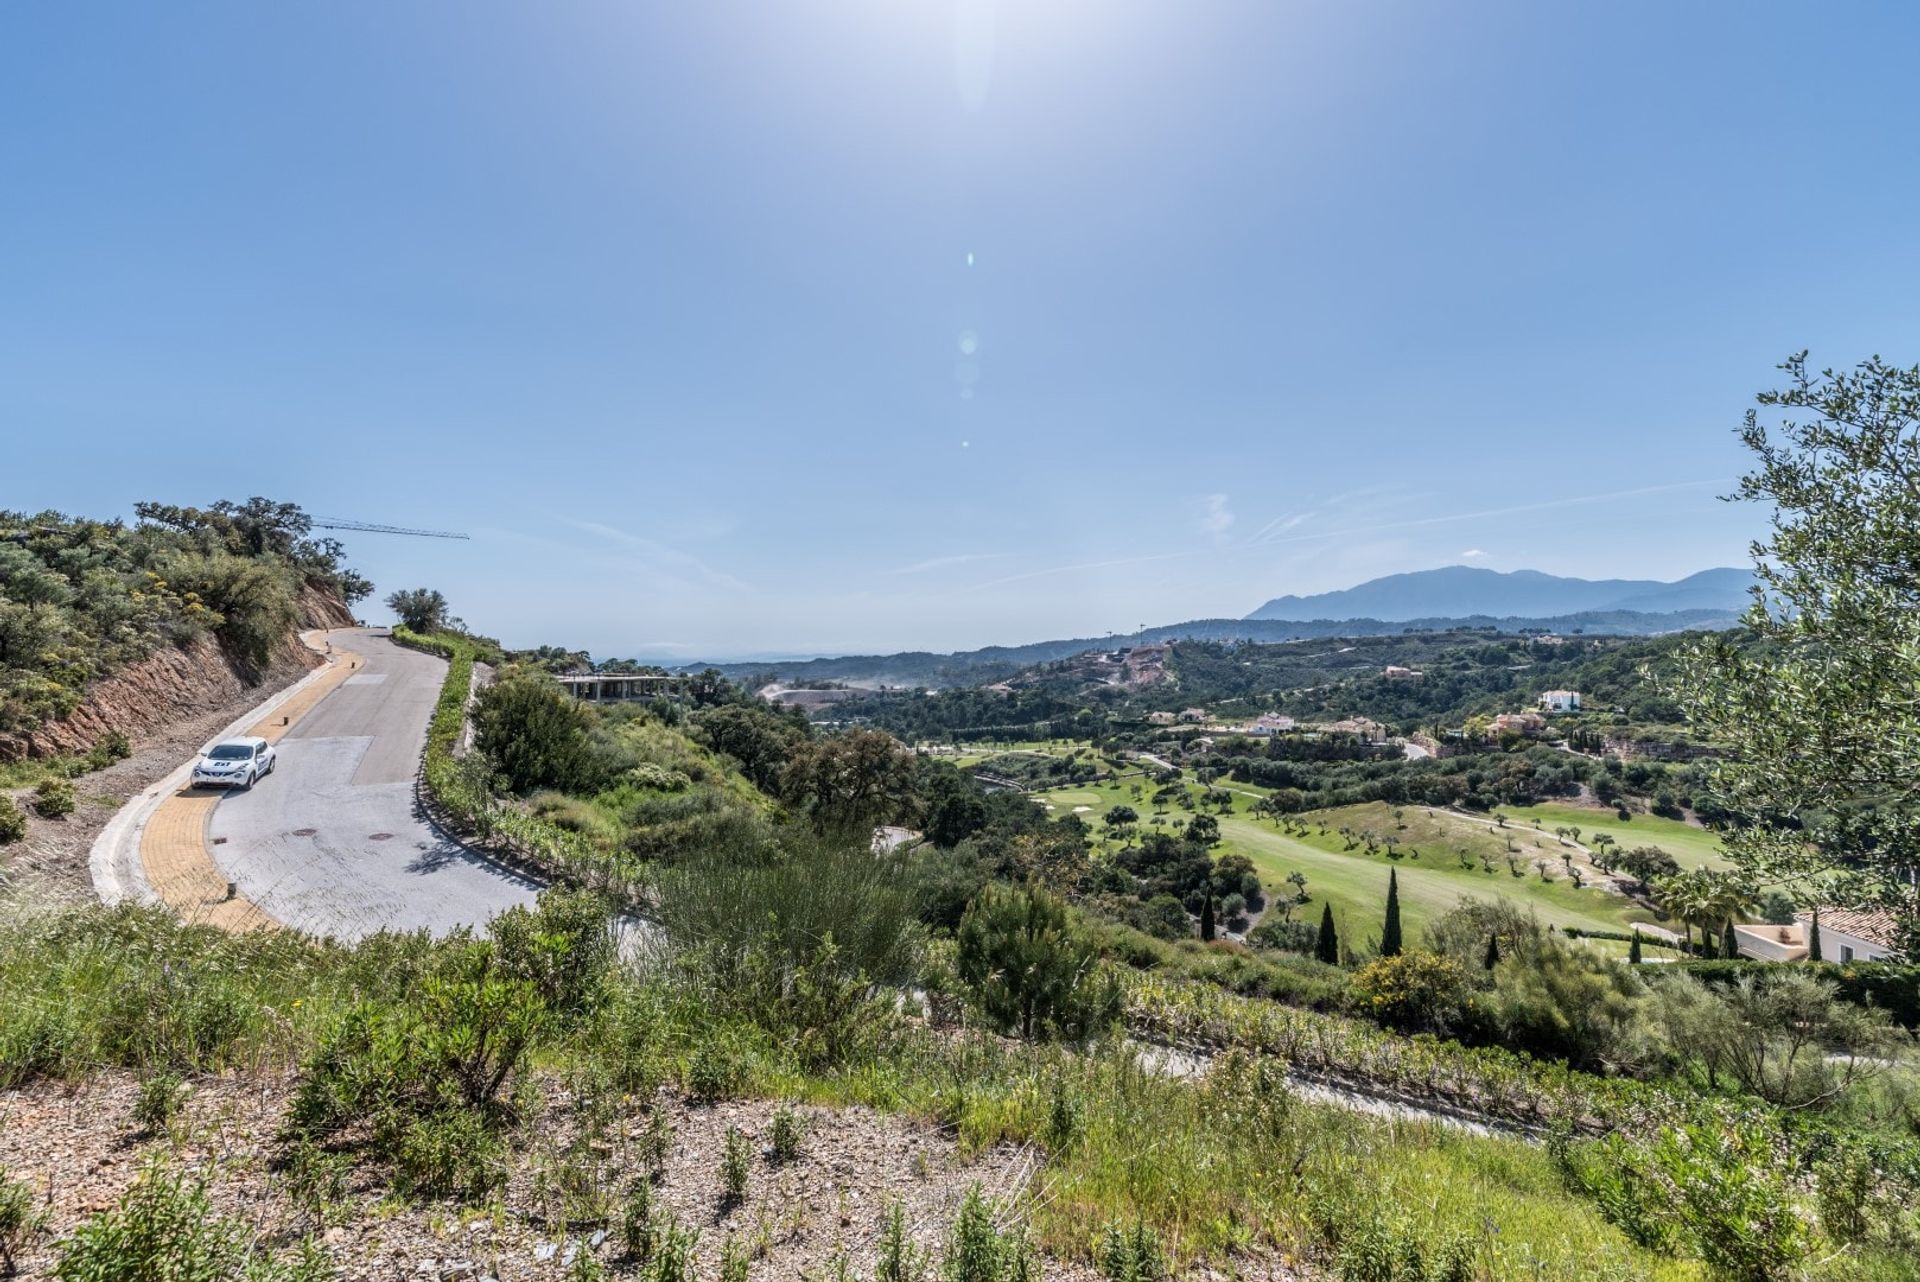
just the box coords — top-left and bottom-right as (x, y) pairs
(139, 634), (365, 933)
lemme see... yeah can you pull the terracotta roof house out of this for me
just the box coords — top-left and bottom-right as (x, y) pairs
(1805, 908), (1904, 962)
(1735, 908), (1905, 963)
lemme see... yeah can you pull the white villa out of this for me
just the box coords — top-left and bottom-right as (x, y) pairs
(1732, 908), (1903, 963)
(1537, 689), (1582, 714)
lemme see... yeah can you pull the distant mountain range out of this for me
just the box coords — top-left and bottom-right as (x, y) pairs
(689, 605), (1747, 688)
(1246, 566), (1755, 623)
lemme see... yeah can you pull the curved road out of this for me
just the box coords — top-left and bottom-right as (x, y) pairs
(205, 629), (540, 939)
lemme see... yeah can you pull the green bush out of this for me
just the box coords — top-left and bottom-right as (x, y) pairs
(0, 1164), (41, 1275)
(768, 1105), (803, 1165)
(721, 1125), (750, 1202)
(957, 883), (1121, 1043)
(474, 668), (606, 795)
(1100, 1221), (1166, 1282)
(1672, 959), (1920, 1030)
(943, 1184), (1031, 1282)
(285, 937), (541, 1200)
(51, 1156), (309, 1282)
(0, 797), (24, 845)
(132, 1071), (187, 1134)
(1348, 950), (1474, 1036)
(32, 777), (76, 819)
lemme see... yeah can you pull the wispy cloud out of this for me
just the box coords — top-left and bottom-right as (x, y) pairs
(562, 519), (751, 592)
(1243, 479), (1730, 551)
(954, 479), (1731, 597)
(1197, 493), (1235, 538)
(890, 552), (1010, 575)
(1250, 511), (1311, 541)
(1461, 547), (1488, 559)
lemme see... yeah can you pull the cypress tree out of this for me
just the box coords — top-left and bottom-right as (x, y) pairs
(1314, 902), (1339, 965)
(1628, 931), (1643, 964)
(1483, 934), (1501, 970)
(1808, 907), (1823, 961)
(1722, 921), (1739, 959)
(1381, 869), (1403, 957)
(1199, 893), (1216, 942)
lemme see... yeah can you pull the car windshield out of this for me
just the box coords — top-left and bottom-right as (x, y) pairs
(207, 744), (254, 760)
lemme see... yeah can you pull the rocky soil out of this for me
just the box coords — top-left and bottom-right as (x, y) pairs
(0, 1072), (1103, 1282)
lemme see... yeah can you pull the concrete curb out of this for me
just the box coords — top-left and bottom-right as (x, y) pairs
(88, 632), (346, 909)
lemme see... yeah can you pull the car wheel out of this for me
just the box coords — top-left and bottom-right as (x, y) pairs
(245, 769), (257, 790)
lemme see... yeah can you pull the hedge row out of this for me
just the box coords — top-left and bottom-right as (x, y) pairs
(1670, 959), (1920, 1029)
(392, 628), (648, 904)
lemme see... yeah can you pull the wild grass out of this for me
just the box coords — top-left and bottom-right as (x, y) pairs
(3, 900), (1914, 1280)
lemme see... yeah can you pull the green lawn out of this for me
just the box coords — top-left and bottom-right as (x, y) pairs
(1497, 802), (1729, 872)
(1037, 783), (1686, 959)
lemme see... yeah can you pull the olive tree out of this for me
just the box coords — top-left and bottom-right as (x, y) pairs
(1667, 354), (1920, 956)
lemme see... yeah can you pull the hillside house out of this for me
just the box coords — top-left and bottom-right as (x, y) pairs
(1383, 665), (1423, 679)
(1245, 712), (1296, 736)
(1537, 689), (1582, 714)
(1732, 908), (1904, 963)
(1323, 716), (1389, 742)
(1178, 707), (1208, 723)
(1147, 710), (1178, 726)
(1805, 909), (1902, 962)
(1491, 711), (1548, 736)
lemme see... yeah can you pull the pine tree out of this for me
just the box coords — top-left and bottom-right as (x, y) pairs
(1380, 869), (1403, 957)
(1314, 903), (1339, 965)
(1808, 906), (1823, 962)
(1628, 931), (1643, 964)
(1483, 934), (1501, 969)
(1199, 893), (1216, 942)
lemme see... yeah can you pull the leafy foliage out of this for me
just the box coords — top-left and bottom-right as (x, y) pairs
(1669, 353), (1920, 953)
(956, 883), (1121, 1043)
(1, 499), (365, 734)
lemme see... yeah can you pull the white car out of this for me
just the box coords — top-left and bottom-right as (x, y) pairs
(191, 736), (277, 789)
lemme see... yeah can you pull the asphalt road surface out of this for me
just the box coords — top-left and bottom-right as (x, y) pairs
(206, 629), (541, 939)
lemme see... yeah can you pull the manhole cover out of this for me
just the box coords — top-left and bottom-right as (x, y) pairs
(211, 837), (228, 845)
(368, 832), (394, 841)
(291, 828), (317, 837)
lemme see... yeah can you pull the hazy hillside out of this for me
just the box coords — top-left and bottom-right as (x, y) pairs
(691, 606), (1741, 688)
(1245, 566), (1754, 622)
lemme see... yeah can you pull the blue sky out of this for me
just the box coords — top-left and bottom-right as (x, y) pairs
(6, 2), (1919, 660)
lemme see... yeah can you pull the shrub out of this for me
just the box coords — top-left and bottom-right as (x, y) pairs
(32, 777), (75, 819)
(1099, 1221), (1166, 1282)
(1246, 918), (1318, 955)
(131, 1071), (187, 1134)
(474, 669), (606, 795)
(956, 883), (1122, 1043)
(721, 1126), (750, 1202)
(1559, 1121), (1809, 1278)
(0, 798), (23, 846)
(648, 1213), (698, 1282)
(942, 1184), (1031, 1282)
(622, 1179), (659, 1263)
(52, 1157), (262, 1282)
(1348, 950), (1473, 1036)
(0, 1165), (41, 1275)
(767, 1105), (803, 1165)
(285, 937), (541, 1200)
(876, 1202), (928, 1282)
(488, 887), (617, 1018)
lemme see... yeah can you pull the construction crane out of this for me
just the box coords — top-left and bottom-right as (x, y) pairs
(312, 517), (470, 540)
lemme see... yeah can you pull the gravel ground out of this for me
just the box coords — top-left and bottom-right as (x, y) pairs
(0, 1073), (1122, 1281)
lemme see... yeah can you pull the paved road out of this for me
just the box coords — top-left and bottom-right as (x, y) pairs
(205, 630), (541, 939)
